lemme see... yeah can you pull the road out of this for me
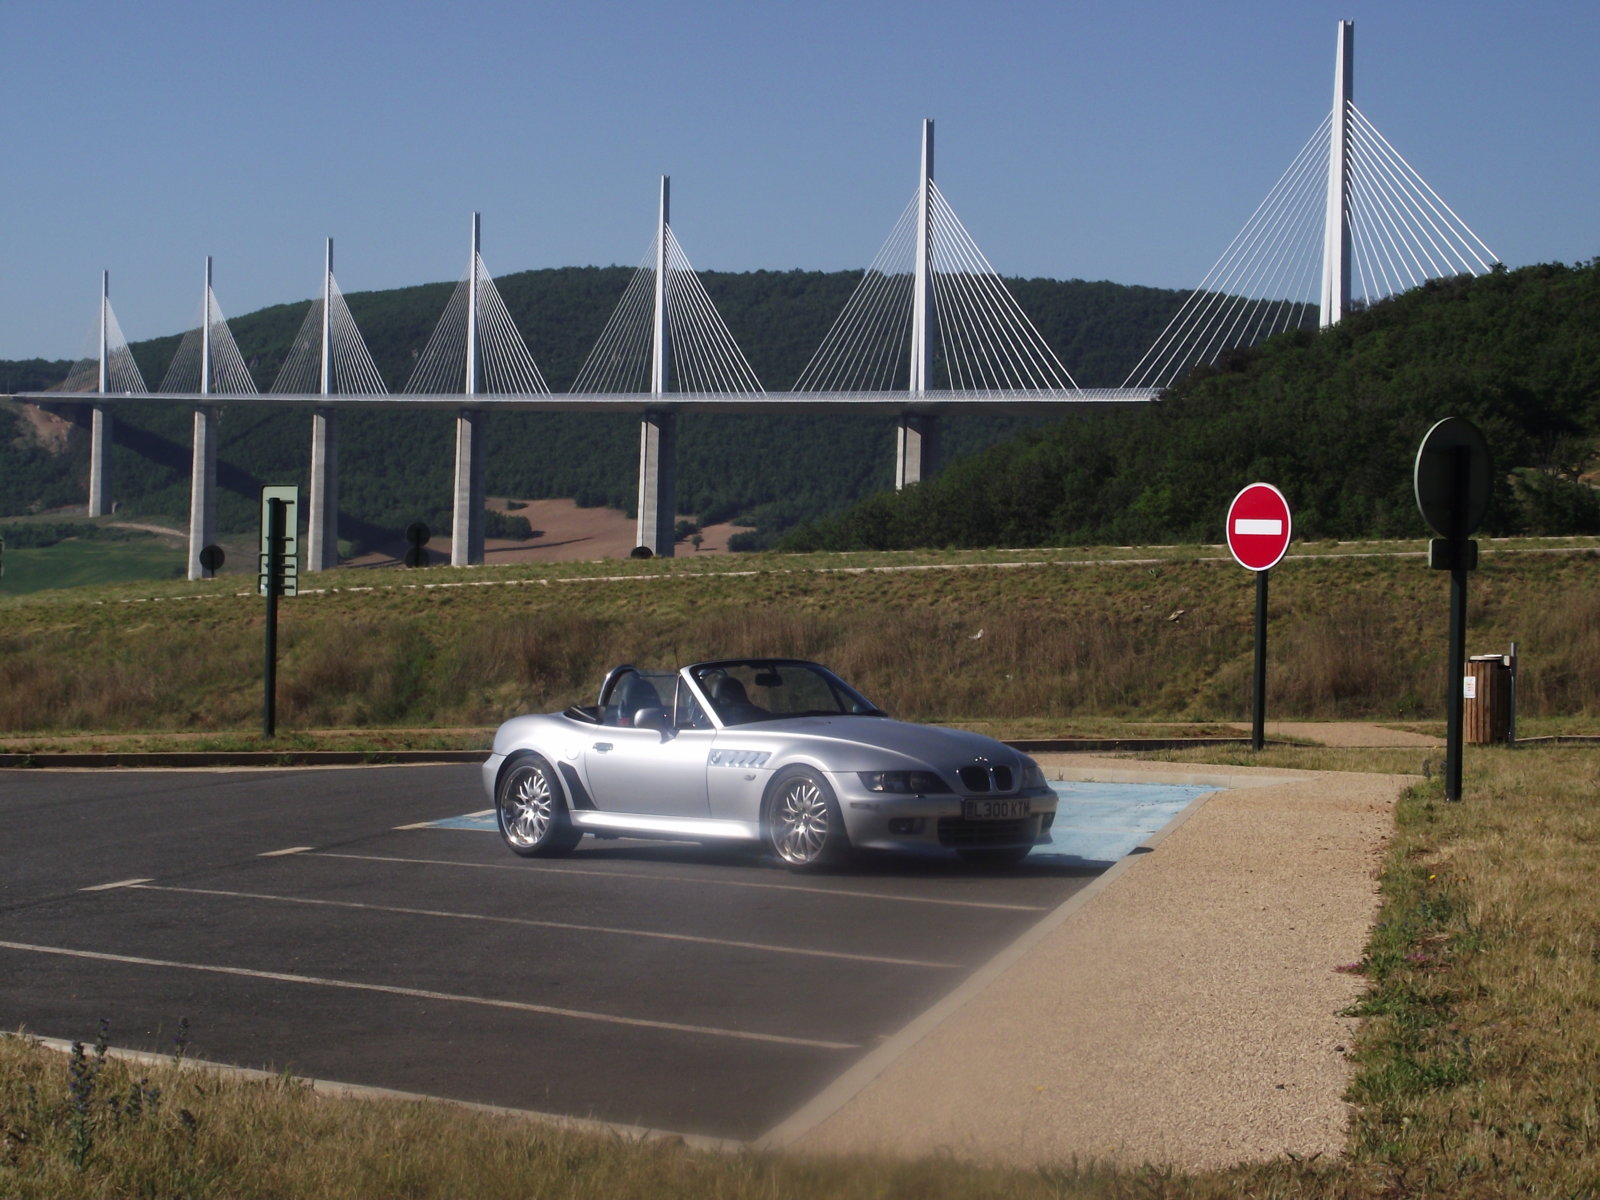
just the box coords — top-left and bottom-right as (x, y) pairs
(0, 766), (1104, 1140)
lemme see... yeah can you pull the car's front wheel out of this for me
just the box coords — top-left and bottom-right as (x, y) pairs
(496, 754), (582, 858)
(764, 767), (849, 870)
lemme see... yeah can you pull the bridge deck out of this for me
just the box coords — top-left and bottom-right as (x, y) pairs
(9, 389), (1159, 414)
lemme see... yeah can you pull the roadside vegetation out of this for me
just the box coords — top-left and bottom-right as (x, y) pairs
(2, 541), (1596, 746)
(5, 746), (1598, 1198)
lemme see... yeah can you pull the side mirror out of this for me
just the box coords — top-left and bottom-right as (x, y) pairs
(633, 708), (673, 737)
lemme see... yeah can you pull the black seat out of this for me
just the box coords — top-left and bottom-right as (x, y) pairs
(616, 675), (664, 727)
(709, 676), (764, 725)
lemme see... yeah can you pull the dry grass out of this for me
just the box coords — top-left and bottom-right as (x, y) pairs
(4, 545), (1598, 738)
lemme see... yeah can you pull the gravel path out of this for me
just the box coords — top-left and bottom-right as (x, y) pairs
(1243, 721), (1443, 748)
(785, 757), (1404, 1172)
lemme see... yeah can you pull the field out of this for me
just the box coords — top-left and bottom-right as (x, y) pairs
(2, 538), (1597, 745)
(0, 537), (188, 595)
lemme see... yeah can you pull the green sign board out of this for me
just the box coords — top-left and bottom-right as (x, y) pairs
(258, 485), (300, 597)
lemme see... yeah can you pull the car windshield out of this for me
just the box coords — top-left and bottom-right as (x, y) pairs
(690, 660), (884, 727)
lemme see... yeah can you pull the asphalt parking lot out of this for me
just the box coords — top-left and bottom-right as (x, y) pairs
(0, 765), (1131, 1140)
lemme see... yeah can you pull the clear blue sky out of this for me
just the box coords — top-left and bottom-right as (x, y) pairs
(2, 0), (1594, 361)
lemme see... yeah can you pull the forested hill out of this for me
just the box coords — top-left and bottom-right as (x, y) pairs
(0, 268), (1187, 548)
(780, 260), (1600, 551)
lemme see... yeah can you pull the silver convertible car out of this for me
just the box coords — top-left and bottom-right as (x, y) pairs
(482, 658), (1057, 870)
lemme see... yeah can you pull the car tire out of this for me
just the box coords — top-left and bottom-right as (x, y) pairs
(764, 767), (849, 871)
(956, 845), (1033, 867)
(496, 754), (583, 858)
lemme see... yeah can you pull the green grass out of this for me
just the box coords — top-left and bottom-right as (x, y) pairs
(0, 539), (189, 594)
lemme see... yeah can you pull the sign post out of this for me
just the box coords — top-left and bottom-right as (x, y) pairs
(259, 486), (300, 738)
(1226, 483), (1293, 752)
(1415, 417), (1491, 802)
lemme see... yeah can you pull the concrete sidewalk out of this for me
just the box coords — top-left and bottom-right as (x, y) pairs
(777, 757), (1406, 1172)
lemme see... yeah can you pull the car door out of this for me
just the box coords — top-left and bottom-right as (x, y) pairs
(581, 726), (713, 818)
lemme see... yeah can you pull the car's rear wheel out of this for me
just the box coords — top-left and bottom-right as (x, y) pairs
(496, 754), (582, 857)
(764, 767), (849, 870)
(956, 845), (1033, 867)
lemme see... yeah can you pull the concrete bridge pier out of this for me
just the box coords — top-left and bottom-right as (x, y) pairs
(87, 404), (113, 516)
(636, 409), (677, 557)
(307, 407), (338, 571)
(895, 413), (941, 488)
(451, 408), (486, 566)
(187, 405), (219, 580)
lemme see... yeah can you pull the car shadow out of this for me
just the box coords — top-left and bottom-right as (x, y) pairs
(562, 836), (1110, 879)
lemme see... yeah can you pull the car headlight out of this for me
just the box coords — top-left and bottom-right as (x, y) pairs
(858, 770), (951, 794)
(1020, 763), (1048, 791)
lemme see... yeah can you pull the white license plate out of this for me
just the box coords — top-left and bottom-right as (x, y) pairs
(961, 798), (1031, 821)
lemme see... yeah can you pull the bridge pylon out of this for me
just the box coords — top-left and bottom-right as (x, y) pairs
(88, 271), (113, 517)
(452, 213), (486, 567)
(637, 176), (677, 557)
(1320, 19), (1354, 327)
(308, 238), (340, 572)
(897, 119), (940, 488)
(188, 257), (219, 580)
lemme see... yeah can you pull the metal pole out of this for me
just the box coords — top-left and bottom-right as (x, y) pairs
(1446, 561), (1467, 801)
(1444, 443), (1471, 801)
(1252, 568), (1269, 751)
(1508, 640), (1518, 747)
(263, 497), (284, 738)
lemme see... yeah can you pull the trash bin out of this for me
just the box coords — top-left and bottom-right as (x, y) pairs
(1464, 653), (1513, 745)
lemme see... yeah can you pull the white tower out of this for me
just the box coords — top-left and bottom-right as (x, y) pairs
(1320, 20), (1354, 327)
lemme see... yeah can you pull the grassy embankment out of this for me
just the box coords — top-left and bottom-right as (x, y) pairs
(1, 539), (1597, 750)
(5, 745), (1600, 1197)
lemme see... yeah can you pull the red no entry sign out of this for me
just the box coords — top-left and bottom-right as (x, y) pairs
(1226, 482), (1293, 571)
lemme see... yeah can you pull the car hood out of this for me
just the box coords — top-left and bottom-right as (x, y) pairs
(723, 715), (1026, 771)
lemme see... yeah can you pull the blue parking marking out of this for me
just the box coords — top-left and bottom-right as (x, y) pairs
(431, 810), (498, 831)
(420, 782), (1214, 865)
(1038, 781), (1214, 865)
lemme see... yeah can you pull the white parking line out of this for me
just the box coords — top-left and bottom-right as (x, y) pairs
(258, 847), (314, 857)
(315, 852), (1048, 912)
(79, 878), (153, 892)
(125, 884), (961, 969)
(0, 940), (859, 1051)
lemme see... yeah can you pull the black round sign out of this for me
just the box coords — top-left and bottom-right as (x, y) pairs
(198, 544), (225, 572)
(405, 522), (431, 548)
(1414, 417), (1492, 538)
